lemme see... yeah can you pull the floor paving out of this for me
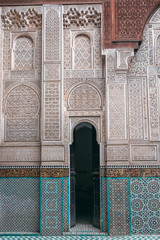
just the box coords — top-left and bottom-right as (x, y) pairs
(1, 235), (160, 240)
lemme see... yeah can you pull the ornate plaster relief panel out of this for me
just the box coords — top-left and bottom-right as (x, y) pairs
(0, 6), (42, 166)
(130, 145), (159, 165)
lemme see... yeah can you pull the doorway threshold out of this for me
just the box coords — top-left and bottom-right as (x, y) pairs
(63, 224), (107, 236)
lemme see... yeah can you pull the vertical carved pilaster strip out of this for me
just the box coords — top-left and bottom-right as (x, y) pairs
(0, 8), (3, 143)
(148, 75), (159, 141)
(107, 83), (127, 140)
(142, 77), (149, 140)
(128, 78), (143, 140)
(42, 5), (62, 142)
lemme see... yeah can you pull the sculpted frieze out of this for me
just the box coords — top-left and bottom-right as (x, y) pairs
(2, 8), (42, 29)
(63, 7), (101, 28)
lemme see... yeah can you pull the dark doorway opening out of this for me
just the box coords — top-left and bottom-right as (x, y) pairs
(70, 122), (100, 229)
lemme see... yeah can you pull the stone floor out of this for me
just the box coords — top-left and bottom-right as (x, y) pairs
(1, 236), (160, 240)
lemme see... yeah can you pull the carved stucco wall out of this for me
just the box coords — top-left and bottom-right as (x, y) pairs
(104, 6), (160, 166)
(63, 4), (106, 166)
(0, 4), (160, 167)
(0, 6), (42, 166)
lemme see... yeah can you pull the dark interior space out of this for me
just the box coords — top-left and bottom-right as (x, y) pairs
(70, 122), (100, 228)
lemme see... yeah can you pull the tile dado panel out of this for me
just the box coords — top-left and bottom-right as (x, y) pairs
(130, 178), (160, 235)
(0, 175), (69, 236)
(107, 178), (130, 236)
(0, 178), (40, 233)
(40, 178), (69, 236)
(106, 177), (160, 236)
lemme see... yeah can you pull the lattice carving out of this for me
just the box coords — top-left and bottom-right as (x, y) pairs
(148, 76), (159, 140)
(3, 31), (10, 71)
(129, 79), (143, 139)
(35, 30), (42, 71)
(5, 85), (39, 142)
(74, 34), (91, 70)
(63, 7), (101, 28)
(64, 29), (71, 70)
(45, 9), (60, 61)
(2, 8), (42, 29)
(107, 50), (115, 82)
(13, 36), (33, 71)
(68, 84), (102, 110)
(44, 82), (61, 140)
(116, 0), (159, 40)
(107, 83), (126, 139)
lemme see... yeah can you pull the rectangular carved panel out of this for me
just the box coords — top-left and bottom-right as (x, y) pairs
(0, 147), (40, 165)
(131, 145), (158, 164)
(44, 82), (61, 140)
(107, 145), (129, 164)
(44, 64), (61, 81)
(41, 146), (64, 162)
(107, 83), (127, 140)
(129, 78), (143, 139)
(44, 6), (61, 62)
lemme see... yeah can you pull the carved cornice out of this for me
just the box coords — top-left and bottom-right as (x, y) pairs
(63, 7), (101, 28)
(2, 8), (42, 29)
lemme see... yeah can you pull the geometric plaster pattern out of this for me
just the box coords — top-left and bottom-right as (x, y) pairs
(5, 85), (39, 142)
(74, 34), (91, 70)
(45, 9), (60, 61)
(68, 84), (102, 110)
(13, 36), (33, 71)
(107, 83), (126, 140)
(44, 83), (61, 141)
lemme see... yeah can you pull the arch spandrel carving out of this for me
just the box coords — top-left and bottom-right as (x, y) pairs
(67, 83), (102, 111)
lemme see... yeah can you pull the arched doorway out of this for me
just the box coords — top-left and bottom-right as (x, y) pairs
(70, 122), (100, 229)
